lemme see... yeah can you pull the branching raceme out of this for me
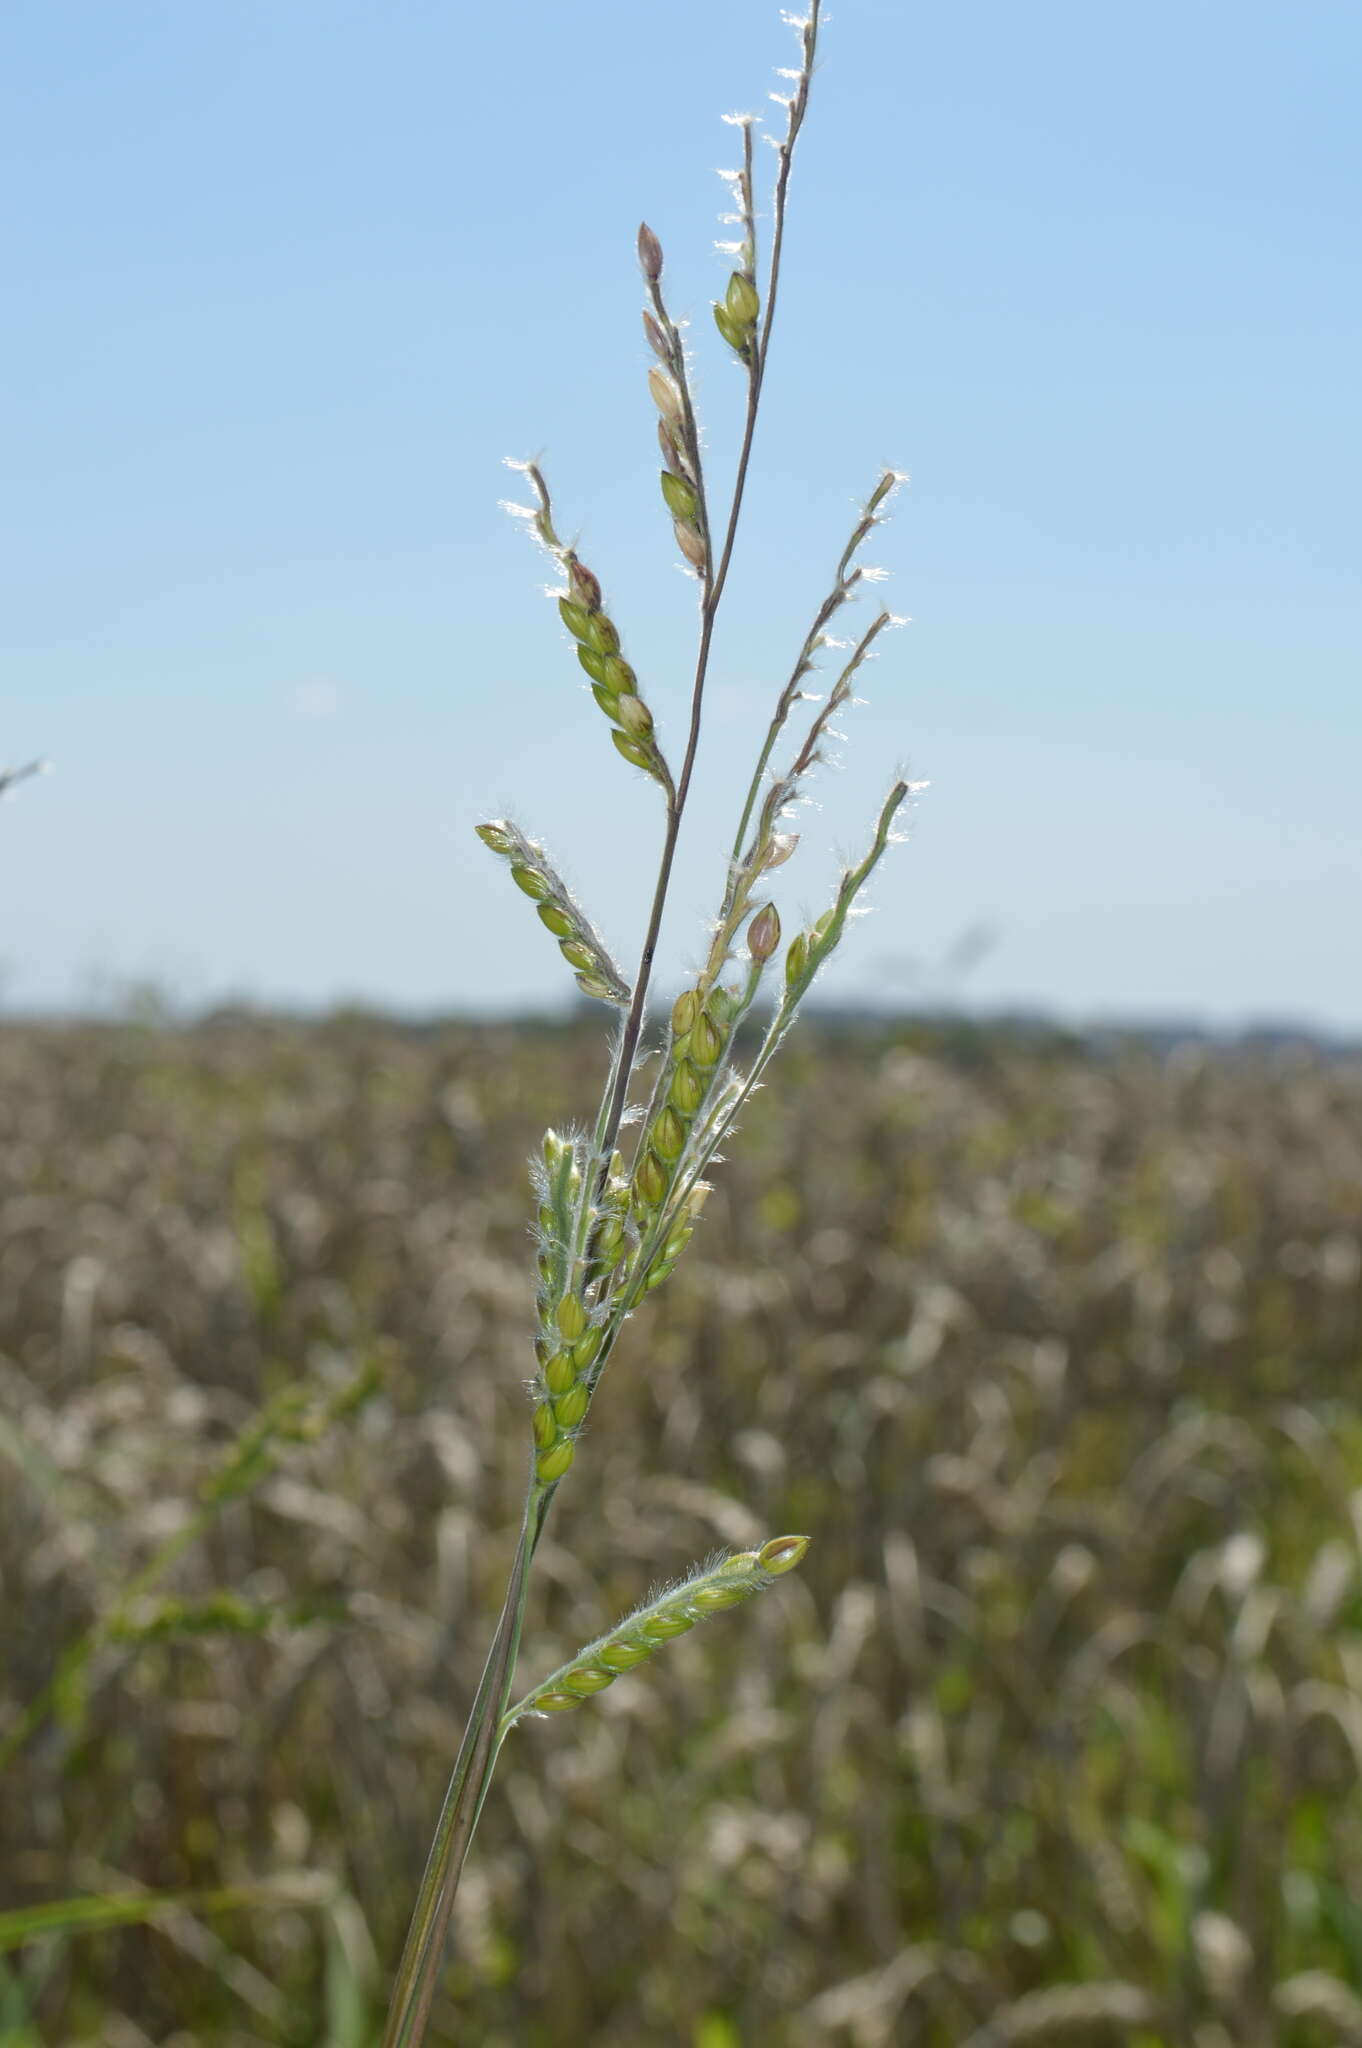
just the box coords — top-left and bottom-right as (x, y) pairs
(381, 9), (917, 2040)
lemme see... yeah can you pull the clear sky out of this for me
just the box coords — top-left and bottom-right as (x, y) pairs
(4, 1), (1359, 1030)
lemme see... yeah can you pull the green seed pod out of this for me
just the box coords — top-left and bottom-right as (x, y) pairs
(536, 1440), (576, 1484)
(577, 644), (610, 686)
(576, 973), (617, 1001)
(713, 303), (749, 353)
(536, 1253), (555, 1286)
(558, 597), (593, 640)
(689, 1581), (749, 1613)
(652, 1106), (686, 1162)
(475, 821), (516, 854)
(534, 1691), (584, 1712)
(572, 1324), (604, 1370)
(544, 1349), (577, 1396)
(556, 1295), (587, 1341)
(662, 1227), (692, 1264)
(672, 989), (700, 1035)
(612, 731), (653, 771)
(559, 938), (595, 972)
(582, 611), (620, 656)
(511, 864), (551, 901)
(813, 909), (836, 939)
(633, 1149), (668, 1209)
(660, 470), (699, 522)
(553, 1383), (589, 1430)
(562, 1665), (615, 1696)
(747, 902), (781, 962)
(591, 683), (620, 717)
(669, 1058), (704, 1115)
(597, 1641), (651, 1672)
(615, 693), (654, 738)
(536, 903), (574, 938)
(760, 1534), (811, 1574)
(532, 1402), (557, 1450)
(785, 932), (809, 986)
(725, 271), (761, 325)
(534, 1334), (554, 1366)
(707, 986), (736, 1027)
(640, 1610), (695, 1642)
(690, 1010), (724, 1067)
(601, 654), (636, 694)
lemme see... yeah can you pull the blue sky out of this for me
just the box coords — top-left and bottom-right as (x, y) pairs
(4, 1), (1359, 1028)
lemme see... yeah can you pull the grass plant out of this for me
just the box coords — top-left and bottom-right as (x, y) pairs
(381, 6), (917, 2037)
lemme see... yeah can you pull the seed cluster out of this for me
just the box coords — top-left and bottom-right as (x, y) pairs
(474, 820), (629, 1008)
(508, 1536), (811, 1719)
(556, 555), (671, 790)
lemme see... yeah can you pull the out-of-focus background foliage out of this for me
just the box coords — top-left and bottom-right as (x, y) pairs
(3, 1012), (1361, 2045)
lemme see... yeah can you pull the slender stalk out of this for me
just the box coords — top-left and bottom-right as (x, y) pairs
(379, 1504), (537, 2048)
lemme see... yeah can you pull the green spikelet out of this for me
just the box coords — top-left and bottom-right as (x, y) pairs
(476, 820), (630, 1008)
(502, 1537), (811, 1728)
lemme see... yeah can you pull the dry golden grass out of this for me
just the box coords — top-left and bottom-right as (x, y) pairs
(3, 1013), (1361, 2045)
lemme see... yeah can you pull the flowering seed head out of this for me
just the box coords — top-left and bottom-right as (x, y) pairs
(637, 221), (664, 281)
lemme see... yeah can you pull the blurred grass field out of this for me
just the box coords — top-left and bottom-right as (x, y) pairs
(2, 1012), (1361, 2046)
